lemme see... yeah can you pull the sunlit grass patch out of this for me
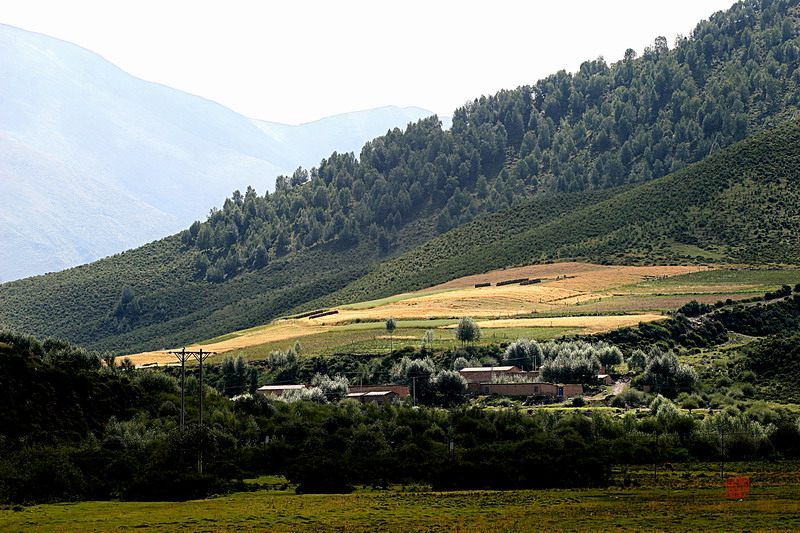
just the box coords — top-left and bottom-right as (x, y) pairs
(339, 288), (461, 310)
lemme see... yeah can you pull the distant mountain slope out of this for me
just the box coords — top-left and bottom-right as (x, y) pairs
(0, 24), (436, 281)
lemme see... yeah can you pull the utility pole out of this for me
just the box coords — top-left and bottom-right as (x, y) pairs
(167, 347), (216, 474)
(193, 348), (213, 426)
(169, 347), (193, 429)
(412, 376), (417, 407)
(168, 348), (216, 428)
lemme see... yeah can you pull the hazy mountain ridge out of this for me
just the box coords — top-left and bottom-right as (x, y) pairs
(0, 23), (437, 281)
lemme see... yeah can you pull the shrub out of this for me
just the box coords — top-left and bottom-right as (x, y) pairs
(677, 300), (713, 317)
(134, 370), (179, 394)
(633, 349), (697, 398)
(610, 387), (648, 408)
(311, 374), (349, 402)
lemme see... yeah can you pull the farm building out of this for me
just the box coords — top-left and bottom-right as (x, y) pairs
(346, 391), (400, 405)
(256, 384), (306, 397)
(459, 366), (522, 383)
(467, 382), (583, 398)
(597, 374), (614, 386)
(349, 384), (410, 397)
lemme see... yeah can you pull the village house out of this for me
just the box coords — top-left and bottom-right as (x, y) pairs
(348, 384), (410, 397)
(597, 374), (614, 386)
(467, 382), (584, 398)
(255, 384), (306, 397)
(459, 366), (522, 382)
(346, 390), (400, 405)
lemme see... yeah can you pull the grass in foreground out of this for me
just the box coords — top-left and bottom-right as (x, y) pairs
(2, 484), (799, 532)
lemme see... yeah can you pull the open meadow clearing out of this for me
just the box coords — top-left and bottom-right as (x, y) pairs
(126, 263), (800, 364)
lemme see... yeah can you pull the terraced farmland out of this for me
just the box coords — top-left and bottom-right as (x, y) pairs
(126, 262), (800, 365)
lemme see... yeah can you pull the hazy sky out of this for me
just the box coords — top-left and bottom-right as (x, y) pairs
(2, 0), (736, 125)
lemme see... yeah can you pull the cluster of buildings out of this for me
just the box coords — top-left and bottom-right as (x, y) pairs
(256, 365), (590, 404)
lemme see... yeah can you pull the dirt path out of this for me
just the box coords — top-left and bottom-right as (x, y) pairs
(610, 379), (629, 396)
(589, 377), (629, 401)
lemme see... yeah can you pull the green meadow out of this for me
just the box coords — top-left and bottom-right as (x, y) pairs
(216, 325), (580, 363)
(3, 482), (798, 532)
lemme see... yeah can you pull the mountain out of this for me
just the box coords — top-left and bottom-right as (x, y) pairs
(0, 24), (438, 282)
(2, 0), (800, 353)
(4, 118), (800, 355)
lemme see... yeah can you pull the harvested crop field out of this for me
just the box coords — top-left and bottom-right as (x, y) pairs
(126, 263), (800, 364)
(304, 263), (704, 325)
(126, 323), (328, 366)
(426, 262), (705, 291)
(309, 285), (598, 324)
(451, 313), (668, 334)
(568, 293), (755, 313)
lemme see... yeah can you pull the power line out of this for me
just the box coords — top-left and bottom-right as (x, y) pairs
(167, 347), (216, 474)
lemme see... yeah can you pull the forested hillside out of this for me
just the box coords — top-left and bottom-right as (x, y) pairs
(180, 0), (800, 284)
(2, 0), (800, 354)
(313, 118), (800, 307)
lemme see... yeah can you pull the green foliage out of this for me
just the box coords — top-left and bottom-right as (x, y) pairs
(741, 333), (800, 387)
(5, 330), (800, 507)
(677, 300), (714, 317)
(455, 317), (481, 345)
(267, 347), (298, 370)
(310, 373), (349, 402)
(597, 315), (728, 351)
(714, 294), (800, 336)
(611, 387), (649, 408)
(430, 370), (468, 407)
(319, 119), (800, 312)
(540, 344), (601, 384)
(502, 338), (543, 371)
(219, 354), (251, 397)
(596, 344), (624, 372)
(539, 340), (622, 382)
(571, 396), (587, 407)
(385, 316), (397, 352)
(627, 349), (648, 373)
(0, 331), (138, 442)
(133, 371), (179, 395)
(633, 348), (698, 398)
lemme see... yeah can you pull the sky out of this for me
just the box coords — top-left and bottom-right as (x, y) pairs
(2, 0), (736, 125)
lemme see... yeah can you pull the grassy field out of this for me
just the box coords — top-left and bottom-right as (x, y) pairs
(3, 482), (799, 532)
(126, 264), (800, 365)
(213, 325), (582, 363)
(338, 288), (461, 310)
(617, 268), (800, 295)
